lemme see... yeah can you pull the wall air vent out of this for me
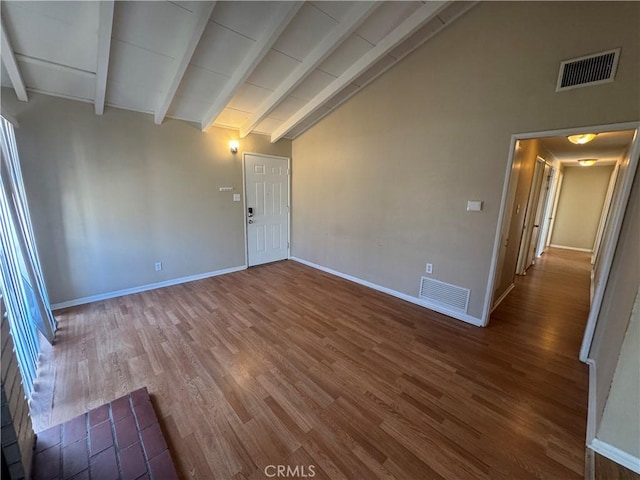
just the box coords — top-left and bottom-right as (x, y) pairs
(419, 277), (470, 313)
(556, 49), (620, 92)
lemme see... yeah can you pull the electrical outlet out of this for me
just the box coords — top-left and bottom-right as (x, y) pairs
(155, 262), (162, 271)
(426, 263), (433, 274)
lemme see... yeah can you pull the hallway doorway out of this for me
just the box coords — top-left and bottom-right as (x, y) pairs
(490, 247), (592, 356)
(484, 122), (639, 364)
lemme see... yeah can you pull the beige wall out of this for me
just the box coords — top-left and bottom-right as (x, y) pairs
(589, 164), (639, 445)
(550, 165), (614, 251)
(493, 139), (539, 301)
(597, 289), (640, 458)
(1, 91), (291, 304)
(291, 1), (640, 321)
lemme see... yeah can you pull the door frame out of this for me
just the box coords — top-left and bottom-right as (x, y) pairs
(482, 121), (640, 363)
(539, 165), (561, 257)
(515, 156), (547, 275)
(592, 163), (619, 266)
(242, 152), (291, 267)
(536, 164), (556, 258)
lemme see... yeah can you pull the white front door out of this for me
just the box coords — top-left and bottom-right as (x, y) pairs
(244, 153), (290, 267)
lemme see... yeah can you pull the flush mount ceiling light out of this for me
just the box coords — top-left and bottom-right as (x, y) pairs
(567, 133), (597, 145)
(578, 159), (598, 166)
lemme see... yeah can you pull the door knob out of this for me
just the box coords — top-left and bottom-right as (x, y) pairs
(248, 219), (254, 224)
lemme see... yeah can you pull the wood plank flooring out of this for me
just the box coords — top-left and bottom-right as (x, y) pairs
(31, 248), (590, 479)
(595, 451), (640, 480)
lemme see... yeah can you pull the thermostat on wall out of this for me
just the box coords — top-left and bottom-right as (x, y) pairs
(467, 201), (483, 211)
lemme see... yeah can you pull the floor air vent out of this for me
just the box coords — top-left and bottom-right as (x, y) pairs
(556, 49), (620, 91)
(419, 277), (470, 313)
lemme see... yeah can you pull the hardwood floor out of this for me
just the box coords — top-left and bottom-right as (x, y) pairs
(31, 248), (590, 479)
(595, 451), (640, 480)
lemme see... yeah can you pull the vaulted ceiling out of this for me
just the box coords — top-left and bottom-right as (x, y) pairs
(0, 1), (475, 142)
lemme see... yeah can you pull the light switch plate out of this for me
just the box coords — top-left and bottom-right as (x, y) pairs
(233, 194), (241, 202)
(467, 200), (483, 212)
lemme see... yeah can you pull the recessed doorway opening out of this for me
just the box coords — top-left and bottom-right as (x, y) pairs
(484, 122), (639, 362)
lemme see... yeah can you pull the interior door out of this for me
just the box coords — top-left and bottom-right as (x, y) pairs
(529, 163), (552, 262)
(537, 166), (557, 257)
(516, 158), (546, 274)
(244, 154), (290, 267)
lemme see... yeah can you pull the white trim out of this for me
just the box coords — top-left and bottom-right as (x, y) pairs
(491, 283), (515, 312)
(548, 244), (593, 253)
(243, 152), (291, 267)
(535, 164), (556, 258)
(482, 121), (640, 329)
(515, 156), (546, 275)
(545, 168), (564, 251)
(586, 359), (640, 475)
(509, 122), (640, 141)
(290, 257), (483, 327)
(586, 358), (598, 443)
(51, 265), (246, 310)
(482, 136), (517, 326)
(592, 162), (620, 264)
(241, 153), (249, 268)
(589, 439), (640, 474)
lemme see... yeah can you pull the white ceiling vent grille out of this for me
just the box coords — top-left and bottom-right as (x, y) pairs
(419, 277), (470, 313)
(556, 49), (620, 92)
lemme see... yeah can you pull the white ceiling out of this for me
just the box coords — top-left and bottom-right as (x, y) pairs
(0, 1), (476, 142)
(539, 130), (636, 165)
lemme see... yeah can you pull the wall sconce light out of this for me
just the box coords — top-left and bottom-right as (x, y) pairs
(577, 159), (597, 166)
(229, 140), (239, 154)
(567, 133), (597, 145)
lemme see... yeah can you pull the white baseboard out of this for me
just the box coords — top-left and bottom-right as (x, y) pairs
(51, 265), (247, 310)
(290, 257), (483, 327)
(589, 438), (640, 474)
(491, 283), (515, 312)
(549, 244), (593, 253)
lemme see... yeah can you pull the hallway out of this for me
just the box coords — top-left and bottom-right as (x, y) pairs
(484, 247), (592, 474)
(490, 247), (592, 359)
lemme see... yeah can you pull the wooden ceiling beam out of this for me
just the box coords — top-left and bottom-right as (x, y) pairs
(270, 1), (450, 143)
(200, 1), (303, 132)
(239, 1), (381, 139)
(94, 0), (115, 115)
(154, 1), (217, 125)
(0, 17), (28, 102)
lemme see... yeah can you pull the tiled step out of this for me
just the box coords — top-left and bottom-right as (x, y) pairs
(32, 387), (178, 480)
